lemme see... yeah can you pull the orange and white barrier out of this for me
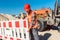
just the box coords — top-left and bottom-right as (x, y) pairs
(0, 19), (30, 40)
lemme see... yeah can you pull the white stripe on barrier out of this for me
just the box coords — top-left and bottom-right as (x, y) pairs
(0, 19), (30, 40)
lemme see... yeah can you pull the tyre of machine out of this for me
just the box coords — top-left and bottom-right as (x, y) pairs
(37, 19), (47, 32)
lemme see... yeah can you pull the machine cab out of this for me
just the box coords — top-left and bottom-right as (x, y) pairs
(57, 0), (60, 15)
(55, 0), (60, 18)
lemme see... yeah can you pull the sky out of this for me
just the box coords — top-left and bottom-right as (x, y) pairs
(58, 0), (60, 6)
(0, 0), (56, 15)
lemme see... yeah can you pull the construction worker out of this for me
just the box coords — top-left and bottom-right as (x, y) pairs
(24, 4), (40, 40)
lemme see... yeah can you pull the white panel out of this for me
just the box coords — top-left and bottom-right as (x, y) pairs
(12, 20), (16, 40)
(20, 19), (25, 40)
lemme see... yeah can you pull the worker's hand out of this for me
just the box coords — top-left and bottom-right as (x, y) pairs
(27, 28), (31, 32)
(27, 26), (31, 32)
(32, 23), (38, 28)
(27, 29), (30, 32)
(32, 26), (37, 29)
(32, 23), (37, 28)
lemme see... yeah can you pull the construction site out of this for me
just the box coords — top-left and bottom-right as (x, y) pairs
(0, 0), (60, 40)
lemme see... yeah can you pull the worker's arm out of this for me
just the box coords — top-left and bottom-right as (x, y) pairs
(31, 12), (38, 28)
(28, 12), (38, 31)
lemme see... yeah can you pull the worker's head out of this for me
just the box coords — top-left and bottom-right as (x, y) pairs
(24, 4), (31, 13)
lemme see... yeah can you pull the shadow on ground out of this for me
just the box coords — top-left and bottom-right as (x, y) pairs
(39, 33), (51, 40)
(44, 25), (58, 31)
(51, 26), (58, 30)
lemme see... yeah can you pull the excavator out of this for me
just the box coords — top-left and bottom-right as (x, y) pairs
(35, 0), (60, 32)
(20, 0), (60, 32)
